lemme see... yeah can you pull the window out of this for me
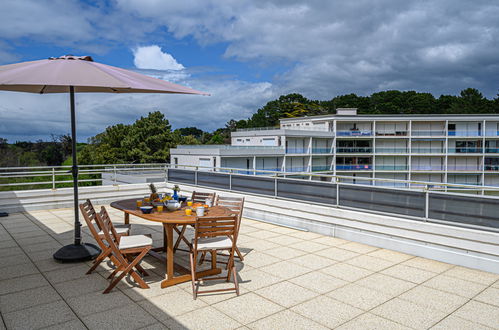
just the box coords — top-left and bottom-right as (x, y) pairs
(246, 138), (250, 141)
(236, 139), (242, 142)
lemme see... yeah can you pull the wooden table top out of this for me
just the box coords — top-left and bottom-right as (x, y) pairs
(110, 199), (232, 225)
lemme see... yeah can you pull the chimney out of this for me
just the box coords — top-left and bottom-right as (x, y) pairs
(337, 108), (357, 116)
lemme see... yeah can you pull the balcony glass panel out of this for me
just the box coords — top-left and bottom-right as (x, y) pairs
(286, 148), (308, 154)
(411, 166), (444, 170)
(448, 131), (481, 136)
(286, 167), (308, 172)
(311, 165), (330, 171)
(484, 131), (499, 136)
(411, 130), (445, 136)
(336, 147), (373, 153)
(375, 165), (408, 170)
(484, 165), (499, 171)
(448, 148), (482, 153)
(311, 148), (330, 154)
(485, 148), (499, 153)
(375, 131), (408, 136)
(375, 148), (407, 153)
(336, 130), (372, 136)
(336, 164), (372, 170)
(411, 148), (444, 153)
(447, 166), (481, 171)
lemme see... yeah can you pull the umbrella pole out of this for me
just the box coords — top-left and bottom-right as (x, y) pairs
(53, 86), (100, 262)
(70, 86), (81, 245)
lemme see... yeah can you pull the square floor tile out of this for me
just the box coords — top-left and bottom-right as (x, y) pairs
(44, 264), (90, 284)
(0, 262), (38, 281)
(0, 285), (61, 313)
(241, 252), (282, 268)
(443, 266), (499, 285)
(82, 303), (157, 330)
(371, 297), (447, 329)
(3, 300), (76, 330)
(453, 300), (499, 329)
(238, 268), (283, 291)
(355, 273), (416, 296)
(255, 281), (319, 308)
(340, 242), (379, 254)
(0, 273), (49, 295)
(423, 274), (486, 298)
(431, 315), (491, 330)
(314, 247), (359, 262)
(380, 264), (437, 284)
(248, 309), (327, 330)
(398, 285), (468, 313)
(260, 261), (312, 280)
(138, 289), (208, 320)
(66, 290), (135, 317)
(290, 254), (336, 270)
(291, 295), (363, 328)
(310, 236), (349, 247)
(367, 249), (414, 263)
(474, 287), (499, 307)
(265, 235), (303, 246)
(327, 283), (393, 310)
(320, 263), (373, 282)
(213, 292), (284, 325)
(401, 257), (453, 273)
(291, 241), (328, 253)
(289, 271), (347, 294)
(53, 274), (109, 298)
(345, 255), (395, 272)
(163, 306), (241, 330)
(262, 246), (307, 260)
(336, 312), (411, 330)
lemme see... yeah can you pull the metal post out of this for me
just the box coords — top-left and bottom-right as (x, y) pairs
(69, 87), (81, 245)
(229, 169), (232, 191)
(52, 167), (55, 190)
(424, 185), (429, 221)
(165, 164), (168, 183)
(195, 167), (198, 185)
(336, 177), (340, 207)
(274, 177), (278, 197)
(113, 165), (117, 185)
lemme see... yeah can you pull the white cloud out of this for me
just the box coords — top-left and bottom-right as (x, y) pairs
(132, 45), (185, 71)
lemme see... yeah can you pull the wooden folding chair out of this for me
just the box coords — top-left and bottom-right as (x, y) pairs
(173, 191), (216, 252)
(95, 206), (152, 294)
(199, 196), (245, 265)
(80, 200), (130, 274)
(190, 214), (239, 299)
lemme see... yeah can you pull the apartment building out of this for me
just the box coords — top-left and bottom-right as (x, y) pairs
(170, 108), (499, 187)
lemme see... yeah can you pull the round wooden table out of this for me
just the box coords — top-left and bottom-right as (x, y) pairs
(111, 199), (232, 288)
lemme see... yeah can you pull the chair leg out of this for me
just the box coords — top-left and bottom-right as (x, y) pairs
(235, 246), (244, 261)
(189, 252), (197, 300)
(173, 225), (192, 252)
(198, 251), (207, 265)
(232, 265), (239, 296)
(104, 249), (150, 294)
(86, 247), (111, 274)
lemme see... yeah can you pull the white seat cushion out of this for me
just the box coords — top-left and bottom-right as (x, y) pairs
(119, 235), (152, 249)
(194, 236), (232, 251)
(98, 226), (129, 236)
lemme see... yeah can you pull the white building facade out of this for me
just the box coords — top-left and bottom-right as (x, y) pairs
(170, 109), (499, 187)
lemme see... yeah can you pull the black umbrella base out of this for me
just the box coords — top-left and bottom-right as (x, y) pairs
(53, 243), (101, 262)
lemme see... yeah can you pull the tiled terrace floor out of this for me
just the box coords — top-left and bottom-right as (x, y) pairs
(1, 206), (499, 329)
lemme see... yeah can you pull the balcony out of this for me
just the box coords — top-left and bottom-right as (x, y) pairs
(375, 147), (408, 154)
(485, 131), (499, 137)
(336, 147), (373, 153)
(375, 165), (408, 171)
(411, 166), (444, 171)
(447, 166), (482, 171)
(336, 130), (372, 136)
(485, 148), (499, 153)
(375, 131), (408, 136)
(336, 164), (372, 170)
(484, 165), (499, 171)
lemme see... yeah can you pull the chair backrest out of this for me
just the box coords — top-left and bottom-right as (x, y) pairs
(193, 215), (238, 250)
(215, 196), (244, 236)
(191, 191), (216, 204)
(80, 200), (105, 248)
(95, 206), (127, 262)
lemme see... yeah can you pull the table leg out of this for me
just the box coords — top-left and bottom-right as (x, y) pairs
(166, 224), (174, 280)
(124, 213), (129, 225)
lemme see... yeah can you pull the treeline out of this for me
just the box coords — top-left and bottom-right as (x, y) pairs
(3, 88), (499, 166)
(0, 135), (79, 167)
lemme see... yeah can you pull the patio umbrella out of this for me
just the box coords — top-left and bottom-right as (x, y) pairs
(0, 55), (208, 262)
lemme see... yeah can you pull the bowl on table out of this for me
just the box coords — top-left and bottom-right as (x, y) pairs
(139, 206), (153, 214)
(178, 196), (188, 203)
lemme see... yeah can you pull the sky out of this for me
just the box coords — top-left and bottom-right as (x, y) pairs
(1, 0), (499, 142)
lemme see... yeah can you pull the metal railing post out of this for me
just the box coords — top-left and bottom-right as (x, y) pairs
(195, 167), (198, 185)
(424, 185), (429, 221)
(165, 164), (168, 183)
(52, 167), (55, 190)
(336, 177), (340, 207)
(274, 177), (278, 197)
(229, 169), (233, 191)
(113, 165), (117, 185)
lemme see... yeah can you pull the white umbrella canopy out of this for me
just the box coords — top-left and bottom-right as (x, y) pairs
(0, 55), (208, 261)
